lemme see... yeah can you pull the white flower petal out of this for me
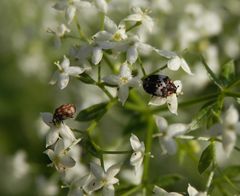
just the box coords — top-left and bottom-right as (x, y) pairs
(44, 149), (55, 161)
(153, 185), (183, 196)
(143, 16), (154, 32)
(95, 0), (108, 13)
(56, 24), (70, 37)
(49, 71), (59, 86)
(74, 0), (92, 9)
(46, 130), (59, 147)
(167, 56), (181, 71)
(149, 97), (167, 106)
(118, 85), (129, 105)
(106, 177), (119, 185)
(41, 112), (53, 127)
(61, 56), (70, 69)
(60, 155), (76, 168)
(106, 164), (121, 179)
(166, 94), (178, 115)
(130, 134), (142, 151)
(187, 184), (199, 196)
(120, 63), (132, 78)
(128, 77), (141, 88)
(167, 124), (188, 137)
(130, 151), (143, 169)
(103, 75), (119, 85)
(103, 185), (114, 196)
(222, 130), (236, 156)
(54, 138), (65, 154)
(180, 58), (193, 75)
(65, 5), (76, 24)
(153, 49), (177, 58)
(161, 138), (177, 155)
(84, 179), (104, 193)
(92, 47), (103, 65)
(58, 73), (70, 89)
(93, 31), (112, 41)
(127, 45), (138, 64)
(224, 105), (239, 125)
(59, 124), (76, 141)
(155, 116), (168, 131)
(173, 80), (183, 95)
(137, 42), (153, 54)
(104, 16), (118, 33)
(90, 162), (105, 179)
(66, 66), (85, 76)
(124, 14), (142, 22)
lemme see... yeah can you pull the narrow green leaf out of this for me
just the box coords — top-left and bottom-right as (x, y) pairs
(221, 60), (235, 81)
(201, 56), (222, 89)
(78, 73), (96, 84)
(76, 102), (108, 121)
(223, 165), (240, 179)
(198, 143), (214, 174)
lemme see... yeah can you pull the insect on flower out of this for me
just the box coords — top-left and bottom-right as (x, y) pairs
(142, 75), (177, 97)
(53, 103), (76, 124)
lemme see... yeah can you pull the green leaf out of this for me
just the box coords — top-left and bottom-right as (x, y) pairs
(155, 174), (183, 188)
(221, 60), (235, 81)
(201, 56), (222, 89)
(198, 143), (214, 174)
(76, 102), (108, 121)
(78, 73), (96, 84)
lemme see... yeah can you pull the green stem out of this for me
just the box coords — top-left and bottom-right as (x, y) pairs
(138, 58), (146, 77)
(122, 185), (142, 196)
(146, 65), (167, 77)
(126, 22), (142, 32)
(97, 83), (114, 100)
(103, 54), (116, 73)
(74, 16), (90, 43)
(98, 63), (101, 83)
(224, 91), (240, 98)
(101, 150), (132, 154)
(226, 79), (240, 89)
(142, 116), (154, 188)
(100, 154), (105, 170)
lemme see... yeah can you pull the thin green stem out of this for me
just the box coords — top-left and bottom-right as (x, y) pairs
(74, 16), (90, 43)
(142, 116), (154, 188)
(97, 83), (114, 100)
(100, 154), (105, 170)
(224, 91), (240, 98)
(122, 185), (142, 196)
(226, 79), (240, 89)
(103, 54), (116, 73)
(98, 63), (101, 83)
(146, 64), (167, 77)
(126, 22), (142, 32)
(101, 150), (132, 154)
(138, 58), (146, 77)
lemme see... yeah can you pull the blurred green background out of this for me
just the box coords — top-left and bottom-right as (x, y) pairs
(0, 0), (240, 195)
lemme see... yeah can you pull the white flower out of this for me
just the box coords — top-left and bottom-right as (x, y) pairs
(209, 105), (240, 157)
(45, 139), (76, 172)
(153, 185), (183, 196)
(41, 112), (76, 147)
(53, 0), (92, 24)
(84, 162), (121, 196)
(155, 116), (188, 155)
(53, 23), (70, 37)
(187, 184), (206, 196)
(167, 56), (193, 75)
(94, 0), (108, 13)
(103, 62), (141, 105)
(49, 56), (86, 89)
(149, 80), (183, 115)
(130, 134), (145, 173)
(124, 7), (154, 32)
(68, 174), (91, 196)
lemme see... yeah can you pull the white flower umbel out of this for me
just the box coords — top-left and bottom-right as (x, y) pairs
(103, 62), (141, 105)
(45, 139), (76, 172)
(53, 0), (92, 24)
(130, 134), (145, 173)
(84, 162), (121, 196)
(49, 56), (86, 90)
(155, 116), (188, 155)
(153, 185), (183, 196)
(41, 112), (76, 147)
(209, 105), (240, 157)
(167, 55), (193, 75)
(124, 7), (154, 32)
(149, 80), (183, 115)
(187, 184), (206, 196)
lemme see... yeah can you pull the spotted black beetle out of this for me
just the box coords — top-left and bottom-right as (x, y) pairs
(142, 75), (177, 97)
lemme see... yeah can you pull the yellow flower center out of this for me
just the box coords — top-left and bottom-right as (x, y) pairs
(120, 77), (129, 85)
